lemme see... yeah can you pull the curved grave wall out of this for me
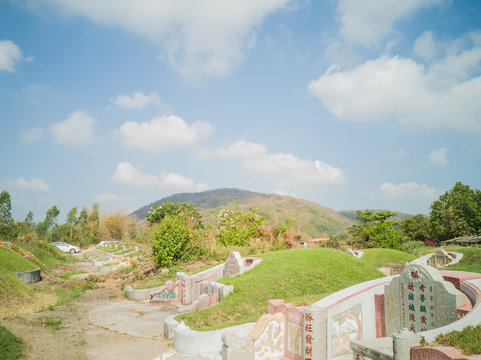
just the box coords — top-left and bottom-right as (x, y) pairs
(13, 268), (42, 284)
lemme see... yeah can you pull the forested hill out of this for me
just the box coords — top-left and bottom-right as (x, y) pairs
(131, 188), (354, 237)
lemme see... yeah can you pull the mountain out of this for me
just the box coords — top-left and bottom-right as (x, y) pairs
(339, 210), (414, 223)
(131, 188), (354, 237)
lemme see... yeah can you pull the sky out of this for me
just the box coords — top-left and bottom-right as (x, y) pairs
(1, 0), (481, 222)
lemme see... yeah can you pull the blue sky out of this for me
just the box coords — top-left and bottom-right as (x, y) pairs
(1, 0), (481, 221)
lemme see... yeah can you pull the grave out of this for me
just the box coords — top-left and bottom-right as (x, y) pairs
(224, 251), (244, 277)
(384, 264), (464, 335)
(428, 250), (453, 268)
(385, 264), (404, 276)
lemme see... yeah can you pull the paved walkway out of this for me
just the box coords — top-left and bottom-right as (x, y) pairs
(89, 300), (178, 339)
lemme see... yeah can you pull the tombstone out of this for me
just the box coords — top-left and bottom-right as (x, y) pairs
(224, 251), (244, 277)
(302, 307), (326, 360)
(177, 272), (193, 305)
(386, 264), (404, 276)
(384, 264), (464, 335)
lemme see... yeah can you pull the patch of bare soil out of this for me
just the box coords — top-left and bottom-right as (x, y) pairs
(1, 285), (174, 360)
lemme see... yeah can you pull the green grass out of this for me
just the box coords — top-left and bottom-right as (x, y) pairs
(177, 248), (383, 331)
(445, 246), (481, 274)
(42, 316), (63, 331)
(0, 246), (38, 272)
(436, 325), (481, 355)
(0, 325), (25, 360)
(0, 267), (34, 313)
(360, 248), (416, 268)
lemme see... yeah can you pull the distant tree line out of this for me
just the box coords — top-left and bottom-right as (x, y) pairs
(0, 190), (142, 248)
(343, 182), (481, 251)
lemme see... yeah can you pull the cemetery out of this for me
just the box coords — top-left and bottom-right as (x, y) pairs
(154, 249), (481, 360)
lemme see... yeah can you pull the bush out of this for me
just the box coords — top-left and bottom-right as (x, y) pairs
(216, 205), (264, 247)
(151, 215), (192, 267)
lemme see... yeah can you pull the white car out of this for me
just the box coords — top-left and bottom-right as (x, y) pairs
(52, 242), (81, 253)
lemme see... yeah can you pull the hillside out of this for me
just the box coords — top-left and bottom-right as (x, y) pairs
(131, 188), (354, 237)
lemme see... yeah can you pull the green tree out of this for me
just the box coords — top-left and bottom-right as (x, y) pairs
(347, 210), (403, 249)
(66, 206), (78, 242)
(430, 182), (481, 241)
(0, 190), (14, 239)
(37, 205), (60, 239)
(88, 203), (100, 243)
(78, 206), (90, 242)
(24, 211), (34, 230)
(400, 214), (431, 241)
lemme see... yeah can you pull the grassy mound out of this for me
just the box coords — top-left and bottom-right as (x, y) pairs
(0, 269), (34, 315)
(0, 246), (38, 272)
(445, 246), (481, 274)
(177, 248), (383, 330)
(15, 242), (68, 272)
(0, 325), (25, 360)
(436, 325), (481, 355)
(360, 248), (416, 268)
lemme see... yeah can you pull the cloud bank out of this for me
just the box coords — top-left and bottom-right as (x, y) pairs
(111, 162), (208, 192)
(116, 115), (213, 152)
(25, 0), (292, 81)
(309, 32), (481, 135)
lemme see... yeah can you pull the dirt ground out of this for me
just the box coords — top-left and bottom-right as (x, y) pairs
(1, 253), (176, 360)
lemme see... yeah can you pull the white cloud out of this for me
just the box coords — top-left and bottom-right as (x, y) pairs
(111, 91), (163, 109)
(19, 127), (45, 143)
(50, 111), (96, 148)
(160, 173), (208, 192)
(111, 162), (162, 187)
(0, 40), (33, 72)
(111, 162), (208, 191)
(336, 0), (444, 47)
(6, 177), (50, 191)
(25, 0), (291, 81)
(368, 182), (439, 202)
(414, 31), (436, 60)
(215, 140), (268, 158)
(428, 147), (448, 166)
(205, 140), (346, 189)
(116, 115), (213, 152)
(243, 152), (346, 186)
(309, 34), (481, 135)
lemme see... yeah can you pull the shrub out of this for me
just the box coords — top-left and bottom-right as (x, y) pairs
(147, 202), (203, 229)
(216, 205), (264, 247)
(151, 215), (191, 267)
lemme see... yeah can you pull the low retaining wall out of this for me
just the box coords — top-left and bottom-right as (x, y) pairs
(174, 321), (256, 355)
(13, 268), (41, 284)
(125, 285), (162, 301)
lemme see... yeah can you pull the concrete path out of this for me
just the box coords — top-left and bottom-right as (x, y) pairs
(89, 300), (178, 339)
